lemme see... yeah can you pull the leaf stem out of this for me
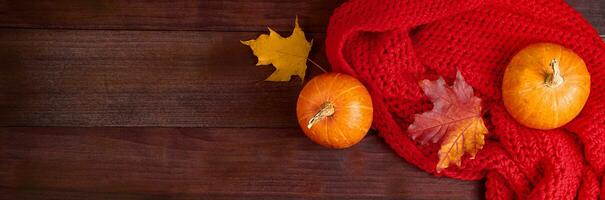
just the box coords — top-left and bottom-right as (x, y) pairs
(307, 58), (327, 73)
(274, 50), (328, 73)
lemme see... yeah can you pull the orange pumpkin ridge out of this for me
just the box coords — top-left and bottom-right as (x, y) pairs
(296, 73), (373, 149)
(502, 43), (591, 130)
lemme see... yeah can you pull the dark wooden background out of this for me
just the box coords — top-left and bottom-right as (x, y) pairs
(0, 1), (603, 199)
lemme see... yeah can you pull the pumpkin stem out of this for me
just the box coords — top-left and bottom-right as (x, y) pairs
(545, 59), (564, 88)
(307, 101), (335, 129)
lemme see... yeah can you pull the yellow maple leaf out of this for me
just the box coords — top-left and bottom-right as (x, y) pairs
(241, 18), (313, 81)
(408, 71), (488, 172)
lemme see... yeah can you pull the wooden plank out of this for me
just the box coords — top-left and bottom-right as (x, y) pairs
(567, 0), (605, 34)
(0, 29), (328, 127)
(2, 31), (605, 128)
(0, 0), (602, 33)
(0, 0), (344, 33)
(0, 127), (483, 199)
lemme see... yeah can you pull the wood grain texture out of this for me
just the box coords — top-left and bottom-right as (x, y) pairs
(0, 29), (327, 127)
(0, 128), (483, 200)
(1, 1), (604, 199)
(1, 1), (604, 127)
(0, 0), (344, 33)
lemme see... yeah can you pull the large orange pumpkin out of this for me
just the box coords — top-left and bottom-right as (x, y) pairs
(502, 43), (591, 130)
(296, 73), (373, 149)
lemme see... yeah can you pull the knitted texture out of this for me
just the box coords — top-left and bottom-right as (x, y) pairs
(325, 0), (605, 199)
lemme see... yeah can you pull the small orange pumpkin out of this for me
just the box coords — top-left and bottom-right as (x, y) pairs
(502, 43), (591, 130)
(296, 73), (373, 149)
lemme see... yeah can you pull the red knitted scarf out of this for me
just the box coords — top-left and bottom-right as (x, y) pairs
(325, 0), (605, 199)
